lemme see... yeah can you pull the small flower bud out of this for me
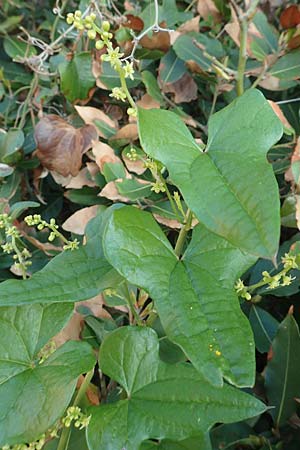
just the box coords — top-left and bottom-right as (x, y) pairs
(95, 39), (105, 50)
(87, 29), (97, 40)
(74, 10), (82, 18)
(102, 21), (110, 32)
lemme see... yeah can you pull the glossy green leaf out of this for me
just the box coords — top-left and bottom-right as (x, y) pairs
(173, 33), (224, 71)
(3, 36), (36, 59)
(116, 178), (152, 201)
(87, 327), (266, 450)
(141, 435), (211, 450)
(265, 312), (300, 426)
(249, 305), (279, 353)
(100, 327), (159, 395)
(103, 206), (256, 387)
(142, 71), (165, 104)
(59, 52), (95, 102)
(0, 209), (121, 306)
(0, 303), (95, 446)
(138, 89), (283, 259)
(270, 49), (300, 81)
(159, 49), (187, 84)
(0, 128), (24, 163)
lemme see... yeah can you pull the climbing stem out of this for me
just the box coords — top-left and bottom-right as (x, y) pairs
(174, 209), (193, 258)
(57, 369), (94, 450)
(236, 19), (247, 96)
(119, 71), (136, 109)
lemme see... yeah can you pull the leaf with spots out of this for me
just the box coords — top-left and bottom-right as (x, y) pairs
(103, 206), (257, 387)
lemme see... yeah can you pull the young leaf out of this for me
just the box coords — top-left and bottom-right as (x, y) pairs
(249, 305), (279, 353)
(0, 209), (122, 306)
(265, 312), (300, 426)
(138, 89), (283, 259)
(103, 206), (257, 387)
(0, 304), (95, 446)
(58, 52), (95, 103)
(87, 327), (266, 450)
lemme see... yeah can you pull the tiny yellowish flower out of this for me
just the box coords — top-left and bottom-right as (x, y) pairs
(123, 61), (134, 80)
(109, 87), (127, 102)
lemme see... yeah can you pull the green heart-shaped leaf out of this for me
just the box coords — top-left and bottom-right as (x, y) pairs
(0, 303), (95, 446)
(0, 209), (121, 307)
(138, 89), (283, 259)
(103, 206), (256, 387)
(87, 327), (266, 450)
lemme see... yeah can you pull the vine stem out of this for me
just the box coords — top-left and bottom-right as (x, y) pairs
(119, 72), (136, 109)
(17, 73), (39, 129)
(174, 209), (193, 258)
(57, 369), (94, 450)
(51, 0), (70, 41)
(236, 19), (247, 96)
(124, 283), (143, 326)
(231, 0), (260, 96)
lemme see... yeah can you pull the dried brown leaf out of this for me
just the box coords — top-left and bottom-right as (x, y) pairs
(75, 105), (117, 137)
(280, 5), (300, 29)
(268, 100), (293, 130)
(177, 15), (200, 33)
(110, 123), (139, 142)
(136, 94), (161, 110)
(140, 23), (170, 52)
(34, 115), (97, 177)
(197, 0), (222, 22)
(99, 180), (130, 202)
(92, 141), (124, 172)
(163, 72), (198, 103)
(62, 205), (100, 235)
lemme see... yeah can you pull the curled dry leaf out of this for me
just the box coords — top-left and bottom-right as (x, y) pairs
(65, 167), (97, 189)
(110, 123), (139, 142)
(34, 115), (97, 177)
(268, 101), (293, 130)
(140, 23), (170, 52)
(99, 180), (130, 202)
(75, 105), (117, 137)
(197, 0), (222, 23)
(62, 205), (100, 235)
(53, 294), (111, 348)
(225, 6), (262, 55)
(162, 72), (198, 103)
(123, 14), (144, 32)
(285, 137), (300, 185)
(136, 94), (161, 110)
(123, 153), (146, 176)
(92, 141), (124, 172)
(280, 5), (300, 29)
(178, 15), (200, 33)
(154, 214), (199, 229)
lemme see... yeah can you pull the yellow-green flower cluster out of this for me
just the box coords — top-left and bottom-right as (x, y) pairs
(61, 406), (91, 430)
(0, 213), (32, 277)
(126, 148), (138, 161)
(235, 250), (299, 302)
(24, 215), (79, 251)
(234, 279), (251, 301)
(151, 181), (166, 194)
(1, 422), (60, 450)
(65, 12), (137, 114)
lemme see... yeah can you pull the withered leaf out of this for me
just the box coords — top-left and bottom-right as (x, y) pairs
(162, 72), (198, 103)
(280, 5), (300, 29)
(34, 115), (97, 177)
(140, 23), (170, 52)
